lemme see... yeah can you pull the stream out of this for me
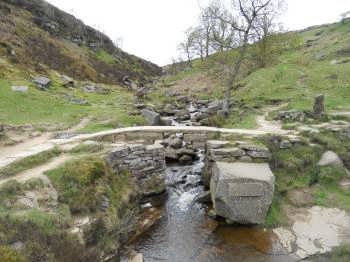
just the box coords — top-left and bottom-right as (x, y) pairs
(123, 104), (295, 262)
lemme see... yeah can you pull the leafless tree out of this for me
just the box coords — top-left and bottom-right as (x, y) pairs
(178, 27), (197, 66)
(204, 0), (284, 113)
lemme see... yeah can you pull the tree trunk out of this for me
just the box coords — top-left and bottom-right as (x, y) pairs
(222, 32), (249, 113)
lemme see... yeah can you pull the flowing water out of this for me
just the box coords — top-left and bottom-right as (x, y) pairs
(128, 154), (294, 262)
(124, 104), (295, 262)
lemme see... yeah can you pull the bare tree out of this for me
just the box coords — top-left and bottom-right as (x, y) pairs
(204, 0), (283, 113)
(178, 28), (197, 66)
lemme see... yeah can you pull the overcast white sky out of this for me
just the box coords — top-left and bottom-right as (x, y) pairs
(46, 0), (350, 66)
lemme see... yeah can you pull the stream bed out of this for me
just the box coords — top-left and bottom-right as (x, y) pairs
(126, 154), (294, 262)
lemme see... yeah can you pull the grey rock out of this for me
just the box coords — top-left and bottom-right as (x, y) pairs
(160, 117), (172, 126)
(210, 162), (275, 224)
(278, 110), (305, 122)
(280, 140), (292, 149)
(175, 109), (190, 121)
(82, 85), (109, 94)
(207, 140), (231, 149)
(317, 151), (343, 168)
(169, 137), (183, 149)
(61, 75), (74, 88)
(11, 86), (29, 92)
(162, 104), (176, 116)
(313, 94), (325, 118)
(142, 109), (161, 126)
(33, 76), (51, 90)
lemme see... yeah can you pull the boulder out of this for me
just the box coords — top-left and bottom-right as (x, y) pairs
(141, 109), (161, 126)
(175, 109), (190, 121)
(168, 136), (183, 149)
(162, 104), (176, 116)
(278, 110), (305, 122)
(11, 86), (28, 92)
(61, 75), (74, 88)
(206, 100), (223, 115)
(33, 76), (51, 90)
(160, 117), (172, 126)
(313, 94), (325, 118)
(210, 162), (275, 224)
(317, 151), (343, 168)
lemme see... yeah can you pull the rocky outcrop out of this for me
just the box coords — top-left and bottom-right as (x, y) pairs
(210, 162), (275, 224)
(106, 143), (166, 196)
(142, 109), (161, 126)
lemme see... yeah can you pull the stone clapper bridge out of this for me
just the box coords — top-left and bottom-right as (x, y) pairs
(1, 125), (292, 224)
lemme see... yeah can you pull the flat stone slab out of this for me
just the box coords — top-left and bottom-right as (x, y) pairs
(210, 162), (275, 224)
(275, 206), (350, 260)
(213, 162), (275, 183)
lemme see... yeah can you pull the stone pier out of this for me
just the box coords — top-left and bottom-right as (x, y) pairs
(105, 143), (166, 196)
(205, 140), (275, 224)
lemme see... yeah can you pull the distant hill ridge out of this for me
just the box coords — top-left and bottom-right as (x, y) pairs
(0, 0), (161, 84)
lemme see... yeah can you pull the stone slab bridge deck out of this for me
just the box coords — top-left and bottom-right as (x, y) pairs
(0, 126), (294, 169)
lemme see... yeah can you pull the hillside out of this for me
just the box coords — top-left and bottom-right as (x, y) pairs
(0, 0), (163, 135)
(0, 0), (161, 84)
(158, 19), (350, 128)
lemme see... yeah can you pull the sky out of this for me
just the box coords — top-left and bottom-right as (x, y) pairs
(46, 0), (350, 66)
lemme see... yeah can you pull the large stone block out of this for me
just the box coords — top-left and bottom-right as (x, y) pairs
(141, 109), (161, 126)
(210, 162), (275, 225)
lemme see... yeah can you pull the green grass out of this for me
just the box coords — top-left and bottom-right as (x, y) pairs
(45, 156), (136, 215)
(95, 49), (115, 64)
(163, 20), (350, 119)
(0, 78), (144, 130)
(265, 194), (287, 227)
(0, 147), (62, 178)
(69, 143), (104, 154)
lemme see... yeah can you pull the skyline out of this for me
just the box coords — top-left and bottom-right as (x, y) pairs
(47, 0), (350, 65)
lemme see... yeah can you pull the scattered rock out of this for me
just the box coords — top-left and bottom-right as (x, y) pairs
(11, 86), (29, 92)
(141, 109), (161, 126)
(61, 75), (74, 88)
(278, 110), (305, 122)
(317, 151), (343, 168)
(33, 76), (51, 90)
(175, 109), (190, 121)
(288, 189), (314, 207)
(168, 136), (183, 149)
(81, 85), (110, 94)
